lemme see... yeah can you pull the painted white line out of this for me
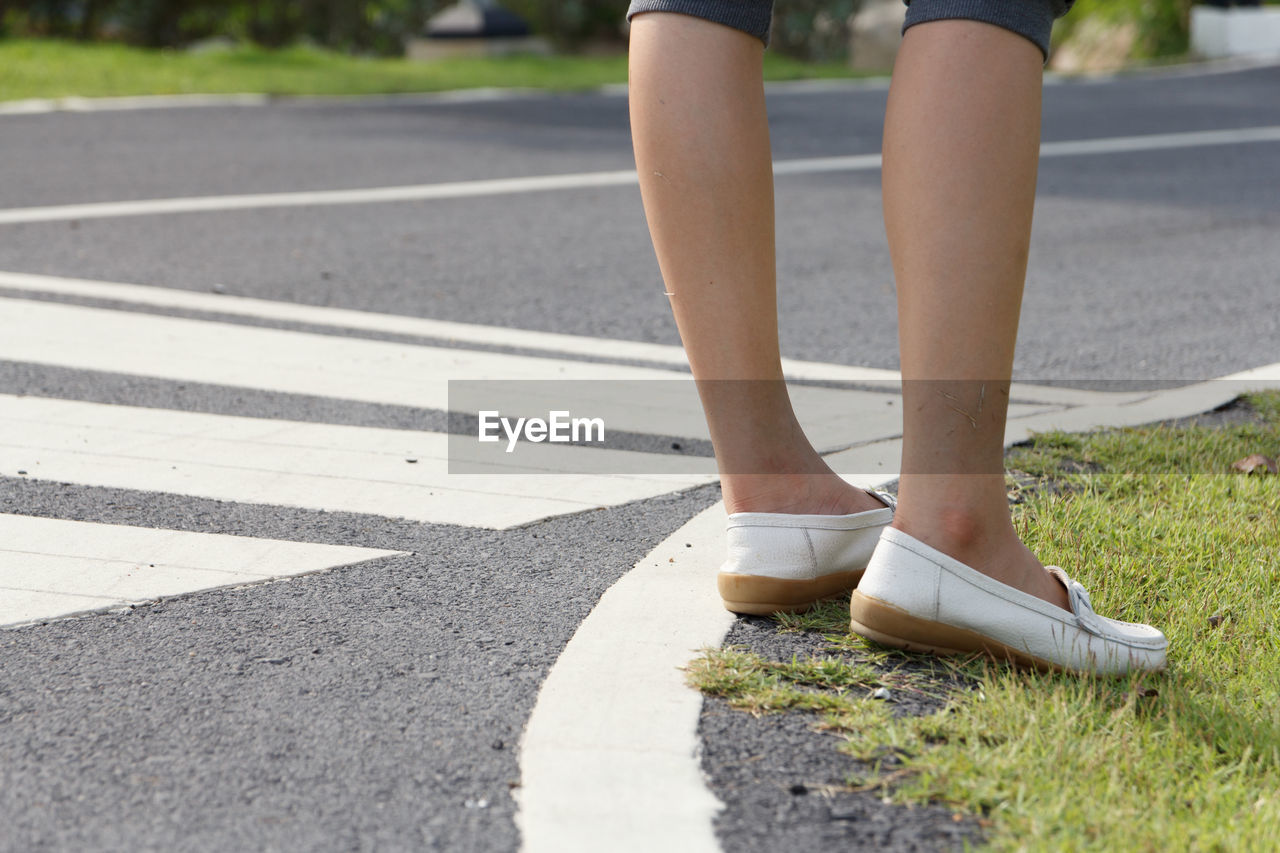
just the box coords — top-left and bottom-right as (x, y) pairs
(1044, 54), (1280, 84)
(0, 169), (641, 225)
(518, 365), (1280, 848)
(0, 270), (1124, 407)
(0, 294), (683, 409)
(1219, 362), (1280, 382)
(1000, 367), (1280, 445)
(1039, 125), (1280, 157)
(517, 502), (733, 853)
(0, 395), (715, 530)
(822, 366), (1280, 475)
(0, 269), (704, 370)
(0, 93), (269, 115)
(0, 295), (937, 451)
(1, 126), (1277, 225)
(0, 93), (271, 116)
(1, 589), (126, 627)
(0, 513), (402, 628)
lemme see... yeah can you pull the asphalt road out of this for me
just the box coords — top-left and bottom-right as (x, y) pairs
(1, 59), (1279, 852)
(2, 65), (1278, 380)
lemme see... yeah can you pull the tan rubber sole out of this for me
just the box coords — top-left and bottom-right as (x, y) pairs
(849, 589), (1059, 673)
(718, 570), (864, 616)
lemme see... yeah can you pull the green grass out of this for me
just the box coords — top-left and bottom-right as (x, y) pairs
(688, 392), (1280, 850)
(0, 38), (862, 102)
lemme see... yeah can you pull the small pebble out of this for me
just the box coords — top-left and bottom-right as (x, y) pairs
(871, 687), (892, 701)
(16, 470), (27, 475)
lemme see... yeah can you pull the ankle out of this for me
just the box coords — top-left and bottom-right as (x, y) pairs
(891, 506), (1069, 611)
(891, 505), (1017, 563)
(723, 472), (884, 516)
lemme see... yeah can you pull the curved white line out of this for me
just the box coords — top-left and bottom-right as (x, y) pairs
(516, 502), (733, 853)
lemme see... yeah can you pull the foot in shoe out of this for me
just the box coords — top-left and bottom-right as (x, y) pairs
(717, 490), (896, 615)
(894, 523), (1070, 612)
(849, 528), (1167, 675)
(725, 472), (890, 516)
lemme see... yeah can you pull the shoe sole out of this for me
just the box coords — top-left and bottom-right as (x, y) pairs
(849, 589), (1059, 672)
(718, 570), (864, 615)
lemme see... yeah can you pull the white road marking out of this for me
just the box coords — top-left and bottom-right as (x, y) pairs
(0, 295), (946, 450)
(518, 363), (1280, 851)
(1039, 125), (1280, 157)
(517, 503), (732, 853)
(0, 93), (270, 116)
(1, 125), (1277, 225)
(0, 294), (682, 408)
(998, 369), (1280, 446)
(0, 270), (1122, 407)
(0, 269), (709, 371)
(0, 513), (402, 628)
(0, 170), (642, 224)
(0, 395), (715, 530)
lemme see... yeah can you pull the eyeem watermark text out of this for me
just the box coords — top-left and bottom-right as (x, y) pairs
(477, 410), (606, 453)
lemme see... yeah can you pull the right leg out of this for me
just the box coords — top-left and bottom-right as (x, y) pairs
(628, 11), (883, 517)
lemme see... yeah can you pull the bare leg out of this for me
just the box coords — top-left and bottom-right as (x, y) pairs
(884, 20), (1067, 609)
(628, 13), (883, 517)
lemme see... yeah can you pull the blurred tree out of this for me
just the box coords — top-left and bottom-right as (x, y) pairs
(772, 0), (862, 62)
(1053, 0), (1194, 60)
(502, 0), (625, 50)
(0, 0), (664, 54)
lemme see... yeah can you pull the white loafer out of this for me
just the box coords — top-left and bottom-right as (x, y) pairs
(717, 491), (895, 615)
(849, 527), (1167, 675)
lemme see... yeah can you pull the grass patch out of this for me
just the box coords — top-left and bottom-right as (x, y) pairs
(0, 38), (863, 102)
(689, 392), (1280, 849)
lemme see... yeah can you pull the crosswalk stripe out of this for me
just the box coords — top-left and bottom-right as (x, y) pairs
(0, 513), (403, 628)
(0, 395), (715, 529)
(0, 295), (955, 450)
(0, 269), (709, 373)
(0, 271), (1148, 407)
(0, 293), (679, 404)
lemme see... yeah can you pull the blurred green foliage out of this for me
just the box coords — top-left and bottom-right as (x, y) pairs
(1, 0), (447, 52)
(1, 0), (1210, 61)
(502, 0), (625, 49)
(772, 0), (861, 62)
(1054, 0), (1195, 59)
(0, 0), (640, 53)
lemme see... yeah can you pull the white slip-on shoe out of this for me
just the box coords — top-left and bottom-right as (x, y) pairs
(717, 490), (895, 615)
(849, 527), (1167, 675)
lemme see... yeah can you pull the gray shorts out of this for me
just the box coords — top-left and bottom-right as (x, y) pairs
(625, 0), (1073, 59)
